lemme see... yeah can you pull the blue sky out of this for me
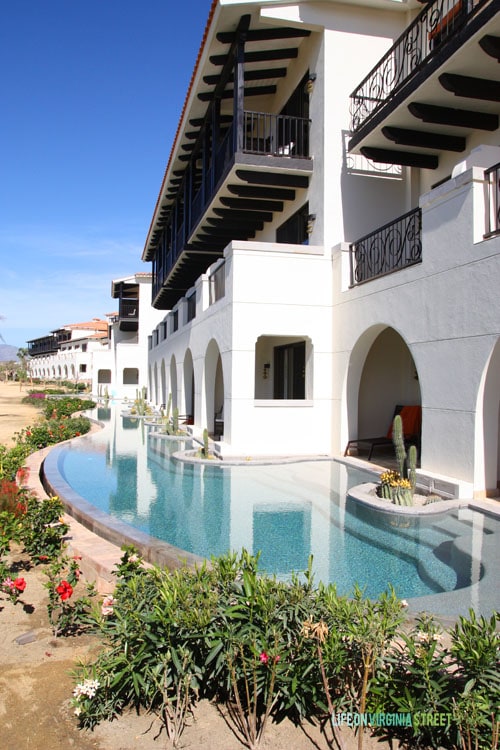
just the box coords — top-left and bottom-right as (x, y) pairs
(0, 0), (211, 348)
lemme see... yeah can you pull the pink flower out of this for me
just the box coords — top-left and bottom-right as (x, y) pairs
(259, 652), (269, 665)
(3, 577), (14, 590)
(101, 595), (117, 616)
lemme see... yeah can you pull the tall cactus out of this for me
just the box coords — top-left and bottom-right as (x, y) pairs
(408, 444), (417, 493)
(392, 414), (406, 477)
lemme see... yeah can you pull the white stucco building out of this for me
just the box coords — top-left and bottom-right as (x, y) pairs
(27, 319), (109, 386)
(90, 273), (165, 400)
(141, 0), (500, 499)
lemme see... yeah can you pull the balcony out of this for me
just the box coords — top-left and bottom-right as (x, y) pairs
(144, 12), (315, 310)
(349, 208), (422, 285)
(27, 335), (59, 356)
(349, 0), (500, 169)
(117, 298), (139, 332)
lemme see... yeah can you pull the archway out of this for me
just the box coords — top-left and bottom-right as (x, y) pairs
(183, 349), (194, 421)
(160, 359), (167, 408)
(170, 355), (178, 410)
(204, 339), (224, 437)
(343, 326), (421, 458)
(475, 338), (500, 496)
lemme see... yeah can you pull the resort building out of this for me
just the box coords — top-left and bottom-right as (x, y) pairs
(27, 319), (109, 387)
(141, 0), (499, 500)
(91, 273), (164, 399)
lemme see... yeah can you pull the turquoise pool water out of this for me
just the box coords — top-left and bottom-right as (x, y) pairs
(45, 407), (498, 602)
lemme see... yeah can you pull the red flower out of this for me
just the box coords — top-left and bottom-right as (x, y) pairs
(259, 652), (269, 665)
(56, 580), (73, 601)
(13, 577), (26, 592)
(38, 555), (49, 562)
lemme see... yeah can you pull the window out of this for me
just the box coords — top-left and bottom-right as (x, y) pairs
(98, 369), (111, 384)
(172, 310), (178, 333)
(209, 262), (225, 304)
(273, 341), (306, 399)
(82, 343), (87, 352)
(79, 364), (87, 373)
(277, 203), (309, 245)
(123, 368), (139, 385)
(186, 292), (196, 323)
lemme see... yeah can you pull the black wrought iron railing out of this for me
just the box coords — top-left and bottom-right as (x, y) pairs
(485, 162), (500, 237)
(350, 208), (422, 285)
(350, 0), (487, 133)
(243, 112), (310, 158)
(119, 298), (138, 320)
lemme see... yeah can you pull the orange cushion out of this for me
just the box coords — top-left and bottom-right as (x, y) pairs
(387, 405), (421, 438)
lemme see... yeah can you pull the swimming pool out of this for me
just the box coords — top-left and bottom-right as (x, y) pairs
(44, 406), (500, 609)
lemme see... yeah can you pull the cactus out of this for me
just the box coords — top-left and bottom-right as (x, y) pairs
(392, 414), (406, 477)
(408, 444), (417, 493)
(202, 428), (209, 458)
(172, 407), (179, 435)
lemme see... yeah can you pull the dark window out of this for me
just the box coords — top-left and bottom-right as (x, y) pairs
(172, 310), (178, 332)
(273, 341), (306, 399)
(186, 293), (196, 322)
(79, 364), (87, 373)
(277, 203), (309, 245)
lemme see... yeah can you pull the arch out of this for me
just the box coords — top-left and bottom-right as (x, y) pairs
(204, 339), (224, 437)
(153, 361), (158, 405)
(343, 325), (421, 457)
(183, 349), (194, 420)
(160, 359), (167, 407)
(475, 338), (500, 496)
(170, 355), (178, 410)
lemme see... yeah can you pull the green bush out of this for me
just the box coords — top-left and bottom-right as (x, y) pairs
(42, 397), (96, 420)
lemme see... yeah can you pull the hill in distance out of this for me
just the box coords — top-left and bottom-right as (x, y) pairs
(0, 344), (19, 362)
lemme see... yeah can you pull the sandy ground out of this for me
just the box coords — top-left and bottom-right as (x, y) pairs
(0, 381), (400, 750)
(0, 380), (42, 444)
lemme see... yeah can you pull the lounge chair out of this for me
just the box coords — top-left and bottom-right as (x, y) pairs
(344, 404), (421, 461)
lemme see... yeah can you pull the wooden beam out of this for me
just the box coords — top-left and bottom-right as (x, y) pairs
(203, 68), (287, 85)
(408, 102), (499, 131)
(361, 147), (438, 169)
(189, 114), (232, 128)
(210, 47), (299, 66)
(217, 27), (310, 44)
(198, 85), (277, 102)
(236, 169), (309, 188)
(206, 216), (264, 230)
(382, 126), (465, 152)
(213, 207), (273, 222)
(228, 184), (296, 200)
(220, 196), (284, 211)
(479, 35), (500, 62)
(439, 73), (500, 102)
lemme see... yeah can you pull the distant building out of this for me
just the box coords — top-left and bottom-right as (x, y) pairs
(27, 319), (109, 386)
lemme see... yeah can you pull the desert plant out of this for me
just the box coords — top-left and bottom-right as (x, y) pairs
(44, 551), (96, 637)
(20, 495), (69, 562)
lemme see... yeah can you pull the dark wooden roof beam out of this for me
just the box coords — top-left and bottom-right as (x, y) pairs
(479, 35), (500, 62)
(236, 169), (309, 188)
(210, 48), (299, 66)
(439, 73), (500, 101)
(361, 147), (438, 169)
(206, 217), (264, 231)
(228, 184), (295, 200)
(216, 27), (310, 44)
(213, 207), (274, 222)
(382, 126), (465, 152)
(409, 102), (499, 130)
(198, 84), (277, 102)
(189, 114), (232, 128)
(220, 196), (284, 211)
(204, 67), (287, 86)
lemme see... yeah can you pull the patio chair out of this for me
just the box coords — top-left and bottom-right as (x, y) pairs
(344, 404), (421, 461)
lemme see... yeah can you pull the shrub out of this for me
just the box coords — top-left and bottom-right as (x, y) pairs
(41, 397), (96, 420)
(20, 495), (68, 562)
